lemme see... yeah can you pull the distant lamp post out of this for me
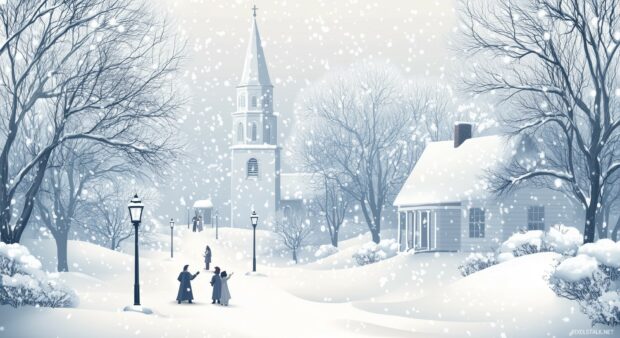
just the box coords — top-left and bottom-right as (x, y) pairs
(187, 207), (190, 230)
(124, 194), (151, 314)
(215, 210), (219, 240)
(169, 218), (175, 258)
(250, 211), (258, 272)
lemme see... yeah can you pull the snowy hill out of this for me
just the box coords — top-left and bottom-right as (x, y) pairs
(0, 227), (597, 337)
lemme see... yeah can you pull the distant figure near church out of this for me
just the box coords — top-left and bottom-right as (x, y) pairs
(177, 265), (200, 304)
(192, 215), (198, 232)
(204, 245), (212, 270)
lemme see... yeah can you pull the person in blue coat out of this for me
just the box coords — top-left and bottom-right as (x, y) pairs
(177, 265), (200, 304)
(210, 266), (222, 304)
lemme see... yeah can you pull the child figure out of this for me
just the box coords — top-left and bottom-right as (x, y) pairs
(220, 271), (233, 306)
(210, 266), (222, 304)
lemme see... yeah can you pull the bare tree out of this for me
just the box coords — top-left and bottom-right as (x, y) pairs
(460, 0), (620, 243)
(313, 175), (352, 247)
(35, 142), (136, 271)
(0, 0), (182, 244)
(275, 212), (315, 264)
(85, 184), (134, 251)
(298, 63), (463, 243)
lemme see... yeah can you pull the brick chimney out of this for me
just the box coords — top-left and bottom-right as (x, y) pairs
(454, 123), (473, 148)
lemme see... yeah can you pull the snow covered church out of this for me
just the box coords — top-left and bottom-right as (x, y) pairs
(229, 10), (316, 228)
(393, 123), (584, 253)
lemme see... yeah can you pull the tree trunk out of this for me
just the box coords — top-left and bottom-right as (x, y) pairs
(584, 177), (601, 244)
(53, 230), (69, 272)
(331, 229), (339, 247)
(611, 216), (620, 242)
(292, 249), (297, 264)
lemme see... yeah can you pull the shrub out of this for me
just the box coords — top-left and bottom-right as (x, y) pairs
(353, 239), (398, 266)
(314, 245), (338, 260)
(544, 224), (583, 256)
(0, 243), (77, 308)
(500, 230), (546, 257)
(458, 252), (496, 277)
(549, 240), (620, 326)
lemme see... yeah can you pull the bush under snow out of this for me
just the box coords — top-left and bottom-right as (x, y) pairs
(499, 230), (545, 257)
(458, 252), (496, 277)
(352, 239), (399, 266)
(314, 245), (338, 260)
(549, 239), (620, 326)
(545, 224), (583, 256)
(0, 243), (77, 308)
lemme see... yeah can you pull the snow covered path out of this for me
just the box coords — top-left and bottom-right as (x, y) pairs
(0, 227), (596, 337)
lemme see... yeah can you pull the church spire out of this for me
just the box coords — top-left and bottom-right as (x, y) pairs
(239, 6), (271, 87)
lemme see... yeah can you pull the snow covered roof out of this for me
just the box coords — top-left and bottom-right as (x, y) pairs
(238, 16), (271, 87)
(280, 173), (320, 201)
(193, 199), (213, 209)
(394, 135), (515, 207)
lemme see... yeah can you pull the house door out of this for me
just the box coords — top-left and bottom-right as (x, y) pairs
(420, 211), (430, 250)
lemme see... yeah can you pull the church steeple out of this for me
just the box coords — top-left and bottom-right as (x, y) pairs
(239, 6), (271, 87)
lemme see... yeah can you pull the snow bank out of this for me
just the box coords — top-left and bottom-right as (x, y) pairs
(578, 239), (620, 268)
(554, 254), (599, 282)
(0, 243), (77, 308)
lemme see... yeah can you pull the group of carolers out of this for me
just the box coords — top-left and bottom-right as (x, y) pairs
(176, 245), (233, 306)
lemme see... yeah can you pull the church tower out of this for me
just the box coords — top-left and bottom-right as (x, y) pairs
(230, 7), (280, 228)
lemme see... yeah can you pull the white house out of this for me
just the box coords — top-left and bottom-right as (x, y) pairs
(393, 123), (584, 253)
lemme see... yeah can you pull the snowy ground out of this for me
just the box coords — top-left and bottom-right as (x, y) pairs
(0, 226), (602, 337)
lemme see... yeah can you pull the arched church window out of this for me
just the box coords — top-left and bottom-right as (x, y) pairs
(251, 96), (258, 108)
(251, 122), (257, 141)
(247, 158), (259, 177)
(238, 94), (246, 108)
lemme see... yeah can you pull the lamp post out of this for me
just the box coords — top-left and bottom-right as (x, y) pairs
(169, 218), (175, 258)
(127, 194), (144, 307)
(187, 207), (190, 230)
(250, 211), (258, 272)
(215, 210), (219, 240)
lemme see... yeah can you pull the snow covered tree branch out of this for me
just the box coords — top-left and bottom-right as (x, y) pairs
(460, 0), (620, 243)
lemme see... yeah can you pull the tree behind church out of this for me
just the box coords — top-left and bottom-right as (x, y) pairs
(298, 62), (435, 244)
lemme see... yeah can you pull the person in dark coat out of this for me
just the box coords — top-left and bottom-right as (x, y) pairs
(192, 215), (198, 232)
(210, 266), (222, 304)
(204, 246), (212, 270)
(177, 265), (200, 304)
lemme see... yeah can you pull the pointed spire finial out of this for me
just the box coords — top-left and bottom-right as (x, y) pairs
(252, 4), (258, 18)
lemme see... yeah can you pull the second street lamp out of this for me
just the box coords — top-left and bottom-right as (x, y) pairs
(250, 211), (258, 272)
(127, 194), (144, 307)
(169, 218), (175, 258)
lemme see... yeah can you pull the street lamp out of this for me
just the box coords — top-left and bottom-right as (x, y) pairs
(127, 194), (144, 307)
(169, 218), (175, 258)
(215, 210), (219, 240)
(250, 211), (258, 272)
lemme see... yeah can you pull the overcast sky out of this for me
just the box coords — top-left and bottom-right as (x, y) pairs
(153, 0), (465, 224)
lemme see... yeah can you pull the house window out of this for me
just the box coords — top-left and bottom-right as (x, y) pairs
(247, 158), (259, 177)
(528, 206), (545, 230)
(237, 123), (244, 142)
(469, 208), (485, 238)
(251, 123), (257, 141)
(251, 96), (257, 108)
(238, 94), (246, 108)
